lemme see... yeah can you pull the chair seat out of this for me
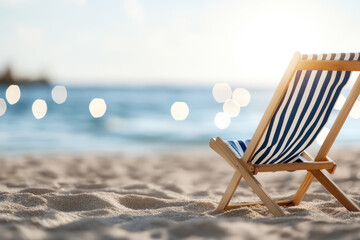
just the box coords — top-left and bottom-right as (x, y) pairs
(226, 139), (307, 164)
(209, 52), (360, 216)
(226, 139), (250, 158)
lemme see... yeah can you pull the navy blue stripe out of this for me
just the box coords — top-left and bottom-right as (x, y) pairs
(258, 74), (302, 162)
(265, 71), (310, 163)
(228, 141), (242, 156)
(238, 141), (247, 153)
(247, 61), (352, 164)
(283, 72), (350, 163)
(350, 53), (355, 60)
(272, 71), (331, 163)
(268, 71), (326, 164)
(292, 71), (351, 156)
(252, 71), (350, 164)
(228, 140), (250, 157)
(252, 71), (302, 164)
(276, 71), (337, 163)
(267, 71), (320, 163)
(271, 71), (320, 163)
(276, 71), (349, 163)
(302, 53), (360, 61)
(251, 85), (288, 161)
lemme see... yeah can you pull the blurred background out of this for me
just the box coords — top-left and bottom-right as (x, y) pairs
(0, 0), (359, 153)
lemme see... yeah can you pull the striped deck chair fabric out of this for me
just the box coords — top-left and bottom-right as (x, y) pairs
(210, 51), (360, 216)
(227, 53), (360, 165)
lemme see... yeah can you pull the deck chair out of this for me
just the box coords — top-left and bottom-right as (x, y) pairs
(210, 52), (360, 217)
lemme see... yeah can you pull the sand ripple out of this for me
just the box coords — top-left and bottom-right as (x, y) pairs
(0, 151), (359, 239)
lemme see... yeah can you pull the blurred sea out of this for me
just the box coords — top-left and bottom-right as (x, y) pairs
(0, 85), (359, 154)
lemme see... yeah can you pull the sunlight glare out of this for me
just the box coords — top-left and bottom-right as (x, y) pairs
(223, 99), (240, 117)
(32, 99), (47, 119)
(236, 11), (318, 81)
(315, 127), (330, 145)
(51, 86), (67, 104)
(214, 112), (231, 129)
(334, 94), (346, 110)
(212, 83), (232, 103)
(232, 88), (251, 107)
(171, 102), (189, 120)
(0, 98), (7, 116)
(89, 98), (107, 118)
(350, 100), (360, 119)
(6, 85), (21, 105)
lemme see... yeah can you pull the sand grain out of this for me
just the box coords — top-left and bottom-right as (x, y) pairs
(0, 149), (360, 239)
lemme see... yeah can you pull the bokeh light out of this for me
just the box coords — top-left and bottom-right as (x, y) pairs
(5, 85), (21, 105)
(232, 88), (251, 107)
(0, 98), (7, 116)
(223, 99), (240, 117)
(171, 102), (189, 120)
(334, 94), (346, 110)
(32, 99), (47, 119)
(214, 112), (231, 129)
(212, 83), (232, 103)
(51, 86), (67, 104)
(315, 127), (330, 145)
(350, 100), (360, 119)
(89, 98), (107, 118)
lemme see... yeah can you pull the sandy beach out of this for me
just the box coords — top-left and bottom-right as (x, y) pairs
(0, 148), (359, 239)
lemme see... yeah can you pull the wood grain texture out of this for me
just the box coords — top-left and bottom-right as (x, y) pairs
(216, 171), (242, 210)
(315, 74), (360, 162)
(310, 170), (360, 211)
(292, 172), (315, 206)
(298, 60), (360, 71)
(253, 161), (335, 173)
(241, 52), (301, 163)
(209, 52), (360, 217)
(215, 138), (285, 217)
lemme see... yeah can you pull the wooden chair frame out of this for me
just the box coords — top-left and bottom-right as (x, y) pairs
(210, 52), (360, 217)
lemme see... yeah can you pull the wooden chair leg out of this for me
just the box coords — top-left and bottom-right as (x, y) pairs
(212, 138), (285, 216)
(217, 170), (242, 210)
(310, 170), (360, 211)
(292, 172), (315, 205)
(235, 164), (285, 217)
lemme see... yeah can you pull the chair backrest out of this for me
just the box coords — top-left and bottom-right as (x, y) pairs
(248, 53), (360, 165)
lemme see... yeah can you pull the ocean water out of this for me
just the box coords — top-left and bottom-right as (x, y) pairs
(0, 85), (359, 153)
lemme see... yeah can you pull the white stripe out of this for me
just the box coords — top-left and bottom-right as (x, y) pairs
(262, 71), (307, 162)
(275, 71), (345, 164)
(344, 53), (350, 60)
(268, 71), (314, 162)
(225, 141), (241, 158)
(281, 71), (347, 163)
(274, 71), (336, 163)
(271, 71), (329, 164)
(355, 53), (360, 61)
(251, 75), (297, 164)
(303, 53), (360, 61)
(234, 140), (244, 156)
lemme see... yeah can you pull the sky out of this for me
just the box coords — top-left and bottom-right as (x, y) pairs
(0, 0), (360, 86)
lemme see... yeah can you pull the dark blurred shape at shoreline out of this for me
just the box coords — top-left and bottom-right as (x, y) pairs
(0, 67), (49, 85)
